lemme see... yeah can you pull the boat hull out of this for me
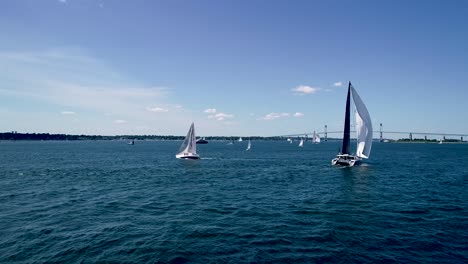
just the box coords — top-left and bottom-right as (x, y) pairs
(176, 153), (200, 159)
(331, 154), (361, 167)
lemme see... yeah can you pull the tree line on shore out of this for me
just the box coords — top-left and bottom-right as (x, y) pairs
(0, 132), (285, 141)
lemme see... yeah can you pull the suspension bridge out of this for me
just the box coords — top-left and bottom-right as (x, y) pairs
(280, 123), (468, 142)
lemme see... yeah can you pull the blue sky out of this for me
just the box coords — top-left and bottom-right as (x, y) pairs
(1, 0), (467, 137)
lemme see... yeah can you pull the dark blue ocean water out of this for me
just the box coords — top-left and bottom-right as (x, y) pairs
(0, 140), (467, 263)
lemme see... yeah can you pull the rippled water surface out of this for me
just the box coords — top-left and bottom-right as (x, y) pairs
(0, 141), (467, 263)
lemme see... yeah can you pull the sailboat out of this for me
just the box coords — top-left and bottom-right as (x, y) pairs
(287, 138), (292, 144)
(246, 139), (251, 151)
(175, 122), (200, 159)
(128, 139), (135, 145)
(238, 137), (243, 142)
(439, 139), (443, 144)
(298, 138), (304, 147)
(312, 131), (321, 144)
(332, 82), (372, 167)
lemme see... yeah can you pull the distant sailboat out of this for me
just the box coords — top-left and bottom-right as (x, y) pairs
(238, 137), (243, 142)
(312, 131), (321, 144)
(246, 139), (251, 151)
(287, 138), (292, 144)
(298, 138), (304, 147)
(176, 122), (200, 159)
(439, 139), (443, 144)
(332, 82), (372, 167)
(128, 139), (135, 145)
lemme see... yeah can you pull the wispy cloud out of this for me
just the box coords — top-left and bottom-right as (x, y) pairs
(58, 0), (67, 3)
(61, 111), (75, 115)
(293, 112), (304, 117)
(146, 107), (169, 113)
(114, 119), (127, 124)
(204, 108), (217, 114)
(0, 49), (171, 117)
(333, 81), (343, 87)
(291, 85), (320, 95)
(259, 112), (290, 121)
(208, 112), (234, 121)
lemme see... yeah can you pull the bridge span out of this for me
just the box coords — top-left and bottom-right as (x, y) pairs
(279, 124), (467, 141)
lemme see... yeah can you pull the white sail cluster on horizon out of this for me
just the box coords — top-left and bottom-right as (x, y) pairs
(351, 86), (373, 158)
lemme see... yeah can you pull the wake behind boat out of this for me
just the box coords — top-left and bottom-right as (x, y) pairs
(332, 82), (373, 167)
(176, 122), (200, 159)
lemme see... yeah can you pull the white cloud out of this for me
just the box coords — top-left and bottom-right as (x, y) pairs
(259, 112), (290, 121)
(59, 0), (67, 3)
(208, 112), (234, 121)
(204, 108), (217, 114)
(291, 85), (320, 94)
(61, 111), (75, 115)
(114, 119), (127, 124)
(0, 49), (171, 119)
(146, 107), (169, 113)
(333, 81), (343, 87)
(293, 112), (304, 117)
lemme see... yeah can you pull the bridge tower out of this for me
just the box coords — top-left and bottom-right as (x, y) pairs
(325, 125), (328, 141)
(409, 133), (413, 141)
(379, 123), (383, 142)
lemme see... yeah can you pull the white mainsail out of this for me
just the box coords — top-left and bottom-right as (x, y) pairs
(298, 138), (304, 147)
(351, 86), (372, 158)
(176, 122), (197, 157)
(314, 134), (321, 143)
(246, 139), (251, 151)
(238, 137), (243, 142)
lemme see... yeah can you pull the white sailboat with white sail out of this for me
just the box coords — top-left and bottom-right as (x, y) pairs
(175, 122), (200, 159)
(298, 138), (304, 147)
(238, 137), (243, 142)
(332, 82), (373, 167)
(246, 139), (251, 151)
(312, 131), (321, 144)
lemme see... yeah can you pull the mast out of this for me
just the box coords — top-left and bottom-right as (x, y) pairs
(341, 82), (352, 154)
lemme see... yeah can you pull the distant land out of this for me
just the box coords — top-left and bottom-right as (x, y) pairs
(1, 132), (465, 143)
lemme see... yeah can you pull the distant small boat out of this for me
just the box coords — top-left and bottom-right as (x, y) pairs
(439, 139), (443, 144)
(312, 131), (321, 144)
(332, 82), (373, 167)
(287, 138), (292, 144)
(128, 140), (135, 145)
(176, 122), (200, 159)
(298, 138), (304, 147)
(246, 139), (251, 151)
(238, 137), (243, 142)
(196, 137), (208, 144)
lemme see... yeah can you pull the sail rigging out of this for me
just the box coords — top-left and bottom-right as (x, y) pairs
(341, 83), (352, 154)
(351, 84), (373, 158)
(332, 82), (372, 166)
(176, 122), (199, 159)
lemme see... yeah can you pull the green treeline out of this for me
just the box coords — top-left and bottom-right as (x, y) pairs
(0, 132), (284, 141)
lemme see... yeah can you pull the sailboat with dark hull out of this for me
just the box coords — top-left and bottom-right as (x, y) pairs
(332, 82), (373, 167)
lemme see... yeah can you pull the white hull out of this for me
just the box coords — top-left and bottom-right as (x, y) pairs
(176, 152), (200, 159)
(331, 154), (361, 167)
